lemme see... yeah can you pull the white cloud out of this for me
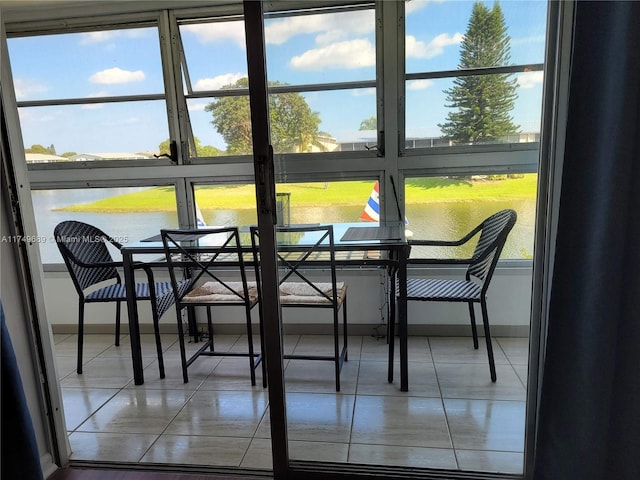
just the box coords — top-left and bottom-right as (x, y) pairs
(13, 78), (48, 100)
(80, 29), (149, 45)
(407, 79), (434, 90)
(406, 32), (463, 59)
(265, 10), (373, 46)
(352, 88), (376, 97)
(187, 102), (210, 112)
(194, 72), (245, 91)
(181, 23), (246, 48)
(290, 39), (375, 71)
(517, 71), (544, 89)
(80, 31), (118, 44)
(90, 67), (145, 84)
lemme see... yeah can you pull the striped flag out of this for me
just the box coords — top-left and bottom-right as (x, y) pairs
(195, 202), (207, 228)
(360, 181), (380, 222)
(360, 180), (409, 226)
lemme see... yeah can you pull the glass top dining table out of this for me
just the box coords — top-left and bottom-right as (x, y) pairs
(120, 222), (412, 391)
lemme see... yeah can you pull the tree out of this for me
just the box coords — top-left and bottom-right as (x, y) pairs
(205, 78), (324, 154)
(25, 144), (55, 154)
(439, 1), (519, 144)
(359, 116), (377, 130)
(158, 137), (222, 157)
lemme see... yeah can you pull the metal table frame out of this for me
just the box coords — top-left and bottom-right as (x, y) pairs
(121, 223), (411, 391)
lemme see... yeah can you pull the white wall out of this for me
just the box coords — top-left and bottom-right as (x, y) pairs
(43, 264), (532, 337)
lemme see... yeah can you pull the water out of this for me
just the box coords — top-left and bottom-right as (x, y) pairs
(33, 189), (535, 263)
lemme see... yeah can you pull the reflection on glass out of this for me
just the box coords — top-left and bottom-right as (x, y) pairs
(405, 174), (537, 259)
(34, 186), (177, 263)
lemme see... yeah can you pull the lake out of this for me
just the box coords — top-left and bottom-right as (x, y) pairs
(33, 189), (535, 263)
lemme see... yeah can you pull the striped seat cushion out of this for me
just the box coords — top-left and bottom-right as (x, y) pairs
(279, 282), (347, 305)
(85, 281), (173, 301)
(184, 281), (259, 304)
(405, 278), (481, 301)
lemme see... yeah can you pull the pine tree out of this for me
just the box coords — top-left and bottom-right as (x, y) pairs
(439, 1), (519, 144)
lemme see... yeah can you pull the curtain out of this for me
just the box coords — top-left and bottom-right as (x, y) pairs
(534, 1), (640, 479)
(1, 302), (45, 480)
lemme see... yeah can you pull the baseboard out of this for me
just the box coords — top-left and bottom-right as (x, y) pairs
(52, 323), (529, 337)
(41, 453), (58, 479)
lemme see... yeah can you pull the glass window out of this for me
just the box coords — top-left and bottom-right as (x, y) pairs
(7, 28), (164, 101)
(34, 186), (178, 263)
(275, 180), (380, 225)
(404, 174), (536, 259)
(193, 184), (257, 227)
(20, 101), (169, 158)
(264, 8), (376, 85)
(8, 26), (168, 161)
(405, 0), (546, 149)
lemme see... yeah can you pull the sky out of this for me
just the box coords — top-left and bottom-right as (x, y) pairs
(7, 0), (548, 155)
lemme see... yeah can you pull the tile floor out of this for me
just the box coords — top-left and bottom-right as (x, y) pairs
(54, 332), (528, 474)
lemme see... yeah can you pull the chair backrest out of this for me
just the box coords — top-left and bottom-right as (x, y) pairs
(54, 220), (120, 294)
(250, 224), (340, 306)
(467, 209), (517, 288)
(160, 227), (251, 307)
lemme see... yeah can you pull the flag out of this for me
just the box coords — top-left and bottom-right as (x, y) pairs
(360, 181), (380, 222)
(360, 181), (409, 226)
(195, 202), (207, 228)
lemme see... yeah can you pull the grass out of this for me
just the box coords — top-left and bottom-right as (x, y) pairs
(56, 175), (537, 212)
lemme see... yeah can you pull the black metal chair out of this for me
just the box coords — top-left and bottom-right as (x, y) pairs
(390, 209), (517, 382)
(54, 220), (175, 377)
(251, 225), (348, 391)
(160, 227), (264, 385)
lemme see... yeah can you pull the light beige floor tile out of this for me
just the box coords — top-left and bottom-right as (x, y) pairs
(436, 363), (526, 400)
(444, 399), (525, 452)
(291, 334), (347, 357)
(101, 333), (179, 358)
(351, 395), (452, 448)
(429, 337), (509, 364)
(164, 390), (268, 437)
(360, 335), (392, 362)
(55, 355), (79, 380)
(164, 334), (241, 356)
(77, 388), (192, 434)
(357, 360), (440, 397)
(54, 333), (116, 358)
(53, 333), (73, 344)
(496, 337), (530, 365)
(241, 438), (273, 469)
(513, 364), (528, 388)
(243, 437), (350, 468)
(198, 356), (266, 390)
(59, 355), (153, 388)
(456, 449), (524, 474)
(364, 336), (433, 364)
(289, 439), (350, 463)
(256, 393), (355, 443)
(61, 387), (120, 431)
(126, 354), (215, 391)
(348, 443), (458, 469)
(68, 431), (158, 463)
(141, 434), (252, 467)
(284, 358), (358, 393)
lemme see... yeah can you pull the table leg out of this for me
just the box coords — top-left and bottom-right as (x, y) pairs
(398, 247), (409, 392)
(123, 251), (144, 385)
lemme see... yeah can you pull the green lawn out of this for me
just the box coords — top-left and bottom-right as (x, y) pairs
(56, 175), (537, 212)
